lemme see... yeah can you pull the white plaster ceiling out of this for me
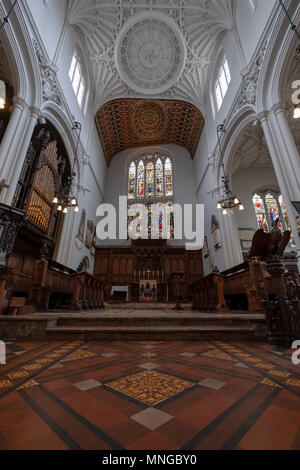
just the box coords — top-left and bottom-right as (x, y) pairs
(231, 122), (273, 175)
(66, 0), (235, 111)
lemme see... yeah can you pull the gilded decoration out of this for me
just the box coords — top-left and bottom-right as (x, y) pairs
(95, 98), (205, 166)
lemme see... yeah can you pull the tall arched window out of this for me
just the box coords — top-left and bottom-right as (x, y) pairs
(128, 162), (136, 200)
(69, 51), (86, 108)
(215, 56), (231, 110)
(137, 160), (145, 198)
(252, 191), (296, 248)
(127, 152), (175, 239)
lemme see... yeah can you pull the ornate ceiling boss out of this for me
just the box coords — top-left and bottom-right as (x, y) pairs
(115, 12), (186, 95)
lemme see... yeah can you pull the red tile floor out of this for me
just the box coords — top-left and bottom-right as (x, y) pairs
(0, 340), (299, 450)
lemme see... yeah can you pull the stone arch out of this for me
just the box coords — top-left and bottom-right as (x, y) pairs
(257, 3), (300, 112)
(212, 109), (258, 268)
(0, 3), (43, 107)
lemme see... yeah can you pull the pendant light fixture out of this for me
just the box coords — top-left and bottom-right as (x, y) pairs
(216, 124), (244, 214)
(53, 121), (81, 214)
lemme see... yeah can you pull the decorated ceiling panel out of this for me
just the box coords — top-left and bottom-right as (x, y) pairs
(67, 0), (234, 111)
(95, 99), (205, 166)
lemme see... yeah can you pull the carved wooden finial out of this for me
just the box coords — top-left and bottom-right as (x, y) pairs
(0, 179), (9, 194)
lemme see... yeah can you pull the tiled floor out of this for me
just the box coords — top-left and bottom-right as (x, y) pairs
(0, 340), (299, 450)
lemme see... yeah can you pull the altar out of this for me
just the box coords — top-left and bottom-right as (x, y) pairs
(139, 280), (157, 302)
(95, 239), (203, 302)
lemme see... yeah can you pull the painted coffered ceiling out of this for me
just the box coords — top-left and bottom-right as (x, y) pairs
(67, 0), (235, 111)
(95, 98), (205, 166)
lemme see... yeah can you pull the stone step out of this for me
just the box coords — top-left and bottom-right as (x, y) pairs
(56, 313), (265, 329)
(104, 303), (193, 310)
(46, 325), (266, 342)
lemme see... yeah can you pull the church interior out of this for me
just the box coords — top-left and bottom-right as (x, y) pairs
(0, 0), (300, 452)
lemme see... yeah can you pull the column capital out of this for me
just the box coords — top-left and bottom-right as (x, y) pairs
(29, 106), (42, 119)
(12, 96), (27, 110)
(257, 110), (269, 123)
(271, 102), (284, 115)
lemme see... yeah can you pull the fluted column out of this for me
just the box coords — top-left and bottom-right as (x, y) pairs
(259, 111), (300, 269)
(0, 97), (29, 204)
(270, 102), (300, 199)
(3, 106), (41, 205)
(220, 211), (243, 269)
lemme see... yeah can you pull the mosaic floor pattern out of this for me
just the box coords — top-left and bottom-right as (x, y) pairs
(0, 340), (299, 450)
(106, 370), (195, 406)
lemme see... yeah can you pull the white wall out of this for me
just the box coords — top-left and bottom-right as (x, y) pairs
(235, 0), (277, 66)
(25, 0), (66, 62)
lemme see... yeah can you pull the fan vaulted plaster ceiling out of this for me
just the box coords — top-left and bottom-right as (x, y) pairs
(231, 123), (272, 176)
(67, 0), (235, 111)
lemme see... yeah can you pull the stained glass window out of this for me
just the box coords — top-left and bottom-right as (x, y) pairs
(252, 191), (296, 249)
(279, 195), (296, 248)
(265, 193), (282, 230)
(127, 153), (174, 240)
(165, 158), (173, 197)
(137, 160), (145, 198)
(146, 162), (154, 198)
(127, 153), (173, 201)
(128, 162), (136, 200)
(253, 194), (269, 231)
(155, 158), (164, 197)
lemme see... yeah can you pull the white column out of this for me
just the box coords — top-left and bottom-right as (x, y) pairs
(3, 106), (41, 205)
(54, 209), (77, 267)
(0, 97), (28, 186)
(259, 111), (300, 270)
(220, 212), (244, 269)
(270, 102), (300, 199)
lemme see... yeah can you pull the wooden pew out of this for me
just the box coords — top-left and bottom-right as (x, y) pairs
(192, 257), (299, 314)
(70, 272), (104, 311)
(192, 273), (229, 313)
(0, 256), (105, 314)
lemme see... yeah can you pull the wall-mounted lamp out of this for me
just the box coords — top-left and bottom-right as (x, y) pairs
(293, 104), (300, 119)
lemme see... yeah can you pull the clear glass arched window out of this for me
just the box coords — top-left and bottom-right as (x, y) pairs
(215, 56), (231, 110)
(252, 191), (296, 248)
(69, 51), (86, 108)
(127, 153), (175, 239)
